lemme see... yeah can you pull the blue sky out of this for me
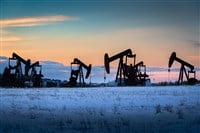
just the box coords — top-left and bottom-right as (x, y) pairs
(2, 1), (199, 29)
(1, 0), (199, 68)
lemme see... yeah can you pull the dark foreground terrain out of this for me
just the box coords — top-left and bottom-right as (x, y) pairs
(0, 86), (199, 133)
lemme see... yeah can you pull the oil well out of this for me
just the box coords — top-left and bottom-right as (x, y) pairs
(104, 49), (150, 86)
(0, 50), (199, 87)
(1, 53), (43, 87)
(68, 58), (92, 87)
(168, 52), (197, 85)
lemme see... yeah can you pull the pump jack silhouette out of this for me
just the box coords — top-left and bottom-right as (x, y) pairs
(168, 52), (197, 85)
(2, 53), (43, 87)
(104, 49), (149, 86)
(68, 58), (92, 87)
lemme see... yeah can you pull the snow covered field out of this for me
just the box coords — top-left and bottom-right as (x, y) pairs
(0, 86), (199, 133)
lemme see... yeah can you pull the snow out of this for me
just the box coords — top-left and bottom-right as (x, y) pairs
(0, 86), (199, 133)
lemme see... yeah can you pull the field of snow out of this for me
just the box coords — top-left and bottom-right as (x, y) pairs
(0, 86), (199, 133)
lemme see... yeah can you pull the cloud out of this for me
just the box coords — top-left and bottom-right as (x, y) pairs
(41, 61), (66, 66)
(0, 56), (8, 73)
(188, 40), (200, 47)
(0, 56), (8, 60)
(146, 67), (167, 72)
(40, 61), (71, 80)
(1, 36), (23, 42)
(0, 56), (8, 62)
(0, 15), (79, 42)
(0, 30), (23, 42)
(0, 29), (8, 34)
(0, 15), (79, 27)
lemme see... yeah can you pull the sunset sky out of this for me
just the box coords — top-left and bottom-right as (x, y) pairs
(1, 0), (199, 68)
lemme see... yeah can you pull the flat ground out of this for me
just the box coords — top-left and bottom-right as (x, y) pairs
(0, 86), (199, 133)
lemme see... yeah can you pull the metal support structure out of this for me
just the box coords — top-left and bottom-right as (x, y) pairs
(168, 52), (197, 85)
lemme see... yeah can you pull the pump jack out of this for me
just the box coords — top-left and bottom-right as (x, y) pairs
(123, 61), (149, 85)
(105, 49), (135, 85)
(68, 58), (92, 87)
(2, 53), (43, 87)
(28, 61), (43, 87)
(168, 52), (197, 85)
(104, 49), (149, 86)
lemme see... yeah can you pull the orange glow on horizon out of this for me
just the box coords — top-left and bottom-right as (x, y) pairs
(1, 27), (199, 67)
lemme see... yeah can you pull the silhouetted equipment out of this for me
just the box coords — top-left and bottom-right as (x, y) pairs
(68, 58), (92, 87)
(28, 61), (43, 87)
(104, 49), (135, 85)
(2, 53), (43, 87)
(124, 61), (149, 85)
(104, 49), (149, 86)
(168, 52), (197, 85)
(105, 49), (135, 74)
